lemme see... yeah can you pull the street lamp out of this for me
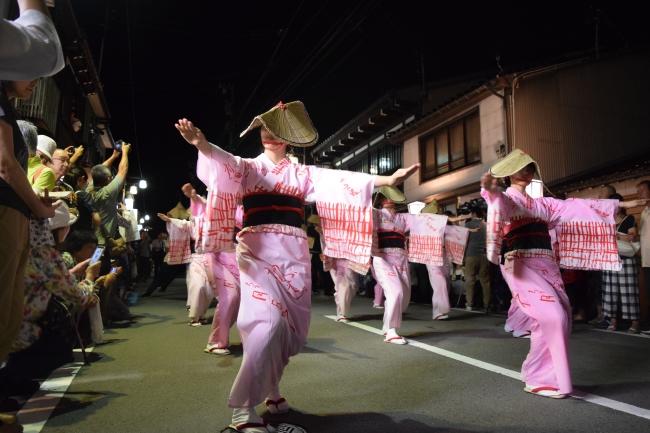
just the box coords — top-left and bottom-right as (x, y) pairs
(144, 214), (150, 221)
(124, 196), (134, 210)
(139, 218), (145, 224)
(129, 185), (138, 195)
(139, 179), (148, 189)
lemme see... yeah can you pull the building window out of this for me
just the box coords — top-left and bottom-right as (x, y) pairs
(345, 143), (402, 175)
(419, 110), (481, 181)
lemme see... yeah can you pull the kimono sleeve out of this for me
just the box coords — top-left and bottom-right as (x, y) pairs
(305, 166), (375, 272)
(166, 218), (192, 265)
(196, 142), (246, 253)
(405, 213), (447, 266)
(444, 225), (470, 265)
(481, 188), (512, 265)
(540, 197), (620, 271)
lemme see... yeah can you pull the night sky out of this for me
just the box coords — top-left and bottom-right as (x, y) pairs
(70, 0), (647, 230)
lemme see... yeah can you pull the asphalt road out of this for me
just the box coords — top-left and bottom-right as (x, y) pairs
(29, 279), (650, 433)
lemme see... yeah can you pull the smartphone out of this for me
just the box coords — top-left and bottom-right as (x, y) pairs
(110, 266), (118, 274)
(114, 139), (124, 150)
(89, 246), (104, 265)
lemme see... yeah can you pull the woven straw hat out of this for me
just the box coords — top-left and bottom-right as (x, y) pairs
(376, 186), (406, 204)
(167, 202), (190, 220)
(490, 149), (541, 179)
(307, 214), (321, 225)
(239, 101), (319, 147)
(420, 199), (440, 214)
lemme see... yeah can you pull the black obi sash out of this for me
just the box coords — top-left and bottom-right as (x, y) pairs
(242, 193), (304, 228)
(378, 231), (406, 249)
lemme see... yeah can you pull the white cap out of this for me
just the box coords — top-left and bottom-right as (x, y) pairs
(36, 135), (57, 161)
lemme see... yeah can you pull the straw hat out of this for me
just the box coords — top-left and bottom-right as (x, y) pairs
(489, 149), (541, 179)
(167, 202), (190, 220)
(307, 214), (321, 225)
(420, 199), (440, 214)
(37, 135), (56, 161)
(376, 186), (406, 204)
(239, 101), (319, 147)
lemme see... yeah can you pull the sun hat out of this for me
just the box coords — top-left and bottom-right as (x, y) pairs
(36, 135), (57, 161)
(489, 149), (541, 179)
(239, 101), (319, 147)
(167, 202), (190, 220)
(307, 214), (321, 225)
(420, 199), (440, 214)
(376, 186), (406, 204)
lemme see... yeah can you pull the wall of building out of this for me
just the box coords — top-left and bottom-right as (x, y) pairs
(514, 51), (650, 186)
(402, 94), (505, 202)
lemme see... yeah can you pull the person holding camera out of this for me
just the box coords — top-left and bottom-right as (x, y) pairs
(462, 201), (491, 312)
(87, 141), (131, 246)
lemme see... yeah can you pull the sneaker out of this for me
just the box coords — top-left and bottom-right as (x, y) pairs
(204, 344), (231, 355)
(524, 385), (568, 399)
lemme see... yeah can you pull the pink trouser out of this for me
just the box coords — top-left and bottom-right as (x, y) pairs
(372, 272), (384, 307)
(426, 263), (450, 319)
(207, 251), (240, 348)
(186, 254), (214, 321)
(228, 232), (311, 408)
(505, 300), (533, 333)
(372, 252), (410, 332)
(330, 259), (356, 318)
(500, 257), (573, 394)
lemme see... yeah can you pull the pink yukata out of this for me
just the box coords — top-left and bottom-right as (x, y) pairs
(205, 206), (243, 350)
(483, 186), (620, 395)
(427, 225), (470, 319)
(195, 142), (375, 409)
(372, 210), (448, 334)
(164, 213), (215, 323)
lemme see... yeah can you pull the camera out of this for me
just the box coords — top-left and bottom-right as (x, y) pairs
(114, 139), (125, 150)
(457, 198), (487, 216)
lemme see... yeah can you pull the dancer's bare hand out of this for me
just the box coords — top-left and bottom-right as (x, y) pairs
(175, 118), (208, 149)
(388, 163), (420, 186)
(481, 172), (499, 193)
(157, 212), (171, 222)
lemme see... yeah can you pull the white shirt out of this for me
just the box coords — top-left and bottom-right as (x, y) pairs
(0, 9), (64, 80)
(640, 207), (650, 267)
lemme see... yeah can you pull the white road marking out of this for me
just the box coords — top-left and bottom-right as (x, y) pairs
(17, 348), (94, 433)
(325, 315), (650, 421)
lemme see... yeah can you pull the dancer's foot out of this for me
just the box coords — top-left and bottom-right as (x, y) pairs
(384, 328), (407, 345)
(524, 385), (568, 399)
(513, 330), (531, 338)
(372, 304), (384, 309)
(433, 314), (448, 320)
(204, 344), (231, 355)
(265, 397), (289, 414)
(336, 316), (350, 323)
(228, 408), (276, 433)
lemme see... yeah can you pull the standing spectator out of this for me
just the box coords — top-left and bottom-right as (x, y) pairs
(464, 206), (491, 312)
(0, 0), (65, 80)
(637, 180), (650, 334)
(137, 230), (152, 281)
(601, 193), (640, 333)
(87, 142), (130, 245)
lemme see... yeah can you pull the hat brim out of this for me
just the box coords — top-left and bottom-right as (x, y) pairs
(490, 150), (542, 179)
(239, 101), (319, 147)
(420, 201), (440, 214)
(377, 186), (406, 204)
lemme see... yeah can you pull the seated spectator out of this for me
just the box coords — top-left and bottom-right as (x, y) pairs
(28, 134), (56, 191)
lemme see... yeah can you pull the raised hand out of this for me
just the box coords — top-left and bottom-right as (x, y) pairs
(389, 163), (420, 186)
(175, 118), (208, 148)
(181, 183), (196, 199)
(481, 172), (499, 193)
(157, 212), (171, 222)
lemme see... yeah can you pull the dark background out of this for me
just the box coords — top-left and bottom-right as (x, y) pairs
(70, 0), (648, 229)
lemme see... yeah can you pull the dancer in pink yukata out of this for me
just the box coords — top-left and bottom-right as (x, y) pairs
(157, 188), (214, 327)
(481, 149), (645, 399)
(372, 186), (449, 344)
(310, 214), (358, 322)
(175, 101), (419, 433)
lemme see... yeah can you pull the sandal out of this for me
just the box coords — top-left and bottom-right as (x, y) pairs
(628, 326), (640, 334)
(204, 344), (231, 355)
(433, 314), (449, 320)
(336, 316), (350, 323)
(222, 422), (276, 433)
(384, 335), (408, 345)
(265, 397), (289, 414)
(524, 385), (568, 399)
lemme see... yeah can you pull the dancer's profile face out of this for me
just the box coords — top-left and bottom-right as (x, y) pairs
(510, 163), (535, 186)
(260, 128), (288, 152)
(381, 199), (396, 211)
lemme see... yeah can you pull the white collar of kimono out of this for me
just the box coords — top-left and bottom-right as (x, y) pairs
(258, 152), (291, 167)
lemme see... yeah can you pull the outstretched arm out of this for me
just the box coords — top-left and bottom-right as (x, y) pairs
(374, 164), (420, 187)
